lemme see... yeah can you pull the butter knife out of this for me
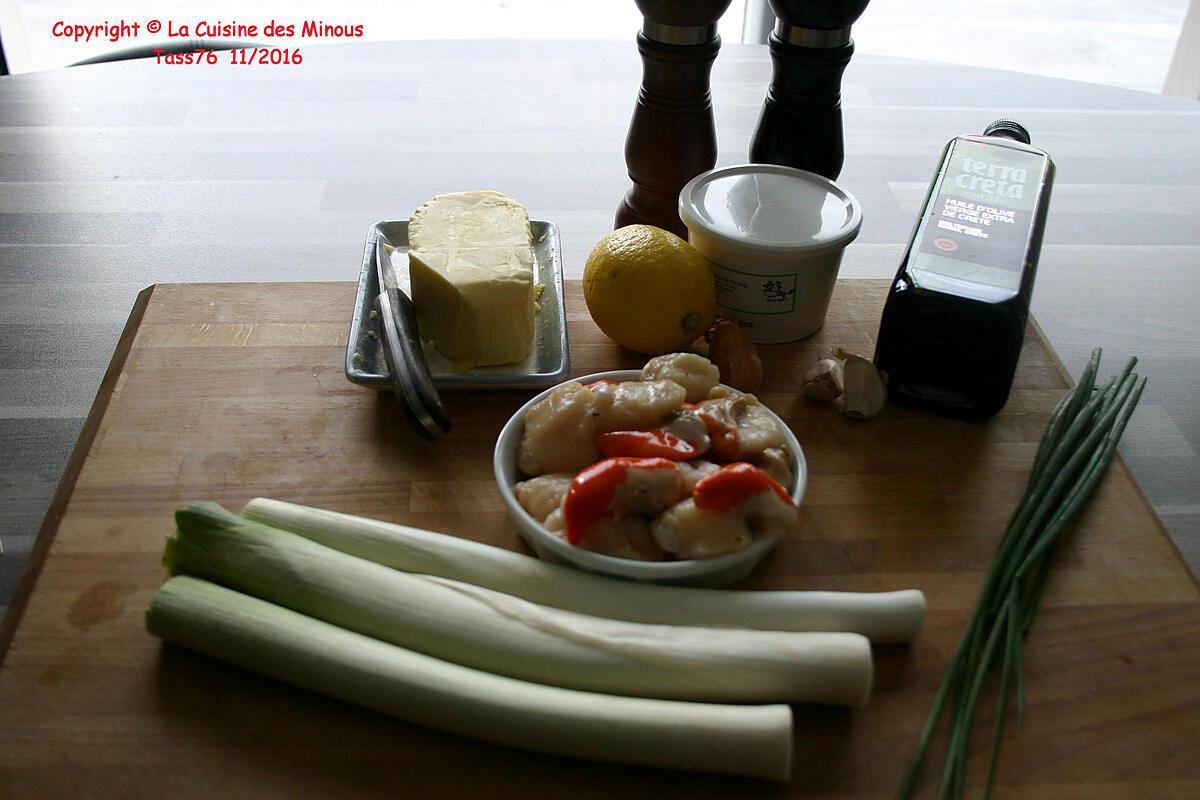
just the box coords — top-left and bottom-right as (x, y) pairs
(374, 237), (452, 439)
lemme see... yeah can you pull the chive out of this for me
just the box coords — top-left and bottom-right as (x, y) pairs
(1020, 549), (1055, 635)
(897, 636), (965, 798)
(995, 373), (1114, 553)
(982, 594), (1021, 799)
(941, 367), (1099, 784)
(1007, 373), (1142, 725)
(938, 615), (1005, 798)
(1013, 596), (1026, 728)
(1025, 391), (1073, 490)
(1012, 375), (1144, 583)
(984, 366), (1131, 616)
(898, 353), (1145, 800)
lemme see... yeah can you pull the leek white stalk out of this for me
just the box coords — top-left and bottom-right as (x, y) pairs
(171, 503), (873, 705)
(147, 576), (794, 781)
(242, 497), (926, 643)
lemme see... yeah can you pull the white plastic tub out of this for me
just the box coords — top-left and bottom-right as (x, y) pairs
(679, 164), (863, 343)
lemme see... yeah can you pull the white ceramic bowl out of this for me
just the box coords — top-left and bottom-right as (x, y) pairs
(493, 370), (808, 588)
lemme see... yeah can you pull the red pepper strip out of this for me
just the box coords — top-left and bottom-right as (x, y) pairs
(693, 462), (793, 513)
(696, 411), (740, 461)
(563, 457), (677, 545)
(595, 429), (702, 461)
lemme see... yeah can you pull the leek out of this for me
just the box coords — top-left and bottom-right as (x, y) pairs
(170, 503), (873, 706)
(146, 576), (794, 781)
(242, 497), (925, 643)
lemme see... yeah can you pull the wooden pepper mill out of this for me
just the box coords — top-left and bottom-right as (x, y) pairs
(615, 0), (733, 238)
(749, 0), (870, 180)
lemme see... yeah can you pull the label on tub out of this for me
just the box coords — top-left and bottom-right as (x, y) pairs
(711, 263), (797, 316)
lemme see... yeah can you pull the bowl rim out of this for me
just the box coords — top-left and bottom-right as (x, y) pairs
(493, 369), (808, 579)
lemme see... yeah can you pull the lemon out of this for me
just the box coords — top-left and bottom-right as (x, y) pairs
(583, 225), (717, 355)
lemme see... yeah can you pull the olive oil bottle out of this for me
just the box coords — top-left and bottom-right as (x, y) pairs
(874, 120), (1055, 419)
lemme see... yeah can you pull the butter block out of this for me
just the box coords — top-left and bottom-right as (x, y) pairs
(408, 191), (535, 367)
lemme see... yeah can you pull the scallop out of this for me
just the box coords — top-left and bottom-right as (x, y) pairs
(578, 515), (664, 561)
(652, 482), (800, 560)
(517, 382), (602, 476)
(660, 409), (711, 454)
(544, 507), (566, 533)
(752, 447), (794, 490)
(736, 403), (789, 456)
(652, 499), (752, 560)
(641, 353), (721, 403)
(514, 473), (575, 521)
(696, 392), (788, 459)
(677, 459), (721, 494)
(594, 379), (687, 432)
(609, 460), (687, 517)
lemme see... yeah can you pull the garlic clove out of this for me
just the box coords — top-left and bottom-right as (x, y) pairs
(832, 346), (856, 361)
(837, 353), (888, 419)
(803, 358), (844, 401)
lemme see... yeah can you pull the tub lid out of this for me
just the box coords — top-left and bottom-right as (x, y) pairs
(679, 164), (863, 255)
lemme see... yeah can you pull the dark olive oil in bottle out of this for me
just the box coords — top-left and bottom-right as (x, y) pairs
(874, 119), (1055, 419)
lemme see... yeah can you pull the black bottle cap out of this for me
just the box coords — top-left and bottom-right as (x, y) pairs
(983, 118), (1031, 144)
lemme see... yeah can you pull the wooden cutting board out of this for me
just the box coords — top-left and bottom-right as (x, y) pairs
(1, 280), (1197, 799)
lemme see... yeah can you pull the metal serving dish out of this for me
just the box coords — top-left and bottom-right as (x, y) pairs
(346, 220), (569, 391)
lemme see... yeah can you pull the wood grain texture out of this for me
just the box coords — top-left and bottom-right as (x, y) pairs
(0, 279), (1196, 799)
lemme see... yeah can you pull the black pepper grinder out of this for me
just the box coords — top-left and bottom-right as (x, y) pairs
(616, 0), (733, 238)
(749, 0), (870, 180)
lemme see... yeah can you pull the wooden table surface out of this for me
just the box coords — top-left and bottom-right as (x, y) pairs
(1, 41), (1199, 619)
(0, 278), (1197, 798)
